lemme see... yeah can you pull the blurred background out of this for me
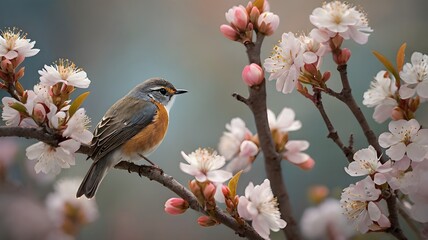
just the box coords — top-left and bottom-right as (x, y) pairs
(1, 0), (427, 239)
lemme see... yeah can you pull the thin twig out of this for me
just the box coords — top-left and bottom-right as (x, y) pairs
(312, 89), (354, 162)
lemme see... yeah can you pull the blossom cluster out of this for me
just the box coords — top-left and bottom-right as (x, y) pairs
(46, 178), (98, 239)
(341, 118), (428, 232)
(171, 147), (287, 239)
(264, 1), (371, 94)
(363, 51), (427, 123)
(0, 28), (93, 175)
(220, 0), (279, 43)
(218, 107), (314, 173)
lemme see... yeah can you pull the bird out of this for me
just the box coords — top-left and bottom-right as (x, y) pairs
(76, 78), (187, 198)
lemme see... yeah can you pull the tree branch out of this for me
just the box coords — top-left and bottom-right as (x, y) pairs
(233, 32), (302, 240)
(312, 89), (354, 162)
(114, 162), (263, 240)
(0, 126), (263, 240)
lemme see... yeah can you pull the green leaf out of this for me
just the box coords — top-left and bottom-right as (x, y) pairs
(396, 43), (407, 73)
(373, 51), (400, 85)
(68, 91), (90, 117)
(228, 170), (243, 198)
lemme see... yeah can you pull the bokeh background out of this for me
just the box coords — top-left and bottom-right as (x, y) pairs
(1, 0), (427, 239)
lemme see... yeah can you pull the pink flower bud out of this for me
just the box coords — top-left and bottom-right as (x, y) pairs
(222, 185), (231, 199)
(249, 7), (260, 25)
(242, 63), (264, 86)
(203, 183), (216, 200)
(322, 71), (331, 82)
(33, 103), (47, 123)
(189, 179), (201, 194)
(333, 48), (351, 65)
(164, 198), (189, 215)
(257, 12), (279, 36)
(225, 5), (249, 32)
(297, 157), (315, 170)
(197, 216), (218, 227)
(220, 25), (239, 41)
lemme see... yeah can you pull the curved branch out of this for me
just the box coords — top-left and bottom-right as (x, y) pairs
(0, 126), (263, 240)
(114, 162), (263, 240)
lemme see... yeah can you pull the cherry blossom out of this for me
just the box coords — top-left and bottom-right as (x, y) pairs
(340, 176), (390, 233)
(282, 140), (314, 170)
(180, 148), (232, 183)
(379, 119), (428, 162)
(26, 139), (80, 175)
(363, 71), (398, 123)
(267, 107), (301, 133)
(399, 51), (428, 99)
(309, 1), (373, 45)
(300, 199), (355, 239)
(225, 140), (259, 173)
(0, 28), (39, 60)
(46, 178), (98, 235)
(218, 117), (253, 160)
(238, 179), (287, 239)
(264, 32), (305, 94)
(62, 108), (93, 144)
(39, 59), (91, 88)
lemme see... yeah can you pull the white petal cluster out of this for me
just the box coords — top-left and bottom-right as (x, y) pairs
(39, 59), (90, 88)
(0, 28), (39, 60)
(180, 148), (232, 183)
(399, 52), (428, 99)
(238, 179), (287, 239)
(309, 1), (373, 45)
(363, 71), (398, 123)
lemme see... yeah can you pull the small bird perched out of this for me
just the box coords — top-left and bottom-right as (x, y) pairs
(77, 78), (187, 198)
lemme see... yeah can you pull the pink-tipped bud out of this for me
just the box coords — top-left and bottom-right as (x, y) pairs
(222, 185), (231, 199)
(225, 5), (249, 32)
(239, 140), (259, 157)
(304, 63), (318, 76)
(242, 63), (264, 86)
(391, 107), (404, 120)
(333, 48), (351, 65)
(33, 103), (47, 124)
(203, 183), (216, 200)
(257, 12), (279, 36)
(197, 216), (218, 227)
(164, 198), (189, 215)
(220, 25), (239, 41)
(308, 185), (329, 204)
(322, 71), (331, 82)
(297, 157), (315, 170)
(249, 7), (260, 25)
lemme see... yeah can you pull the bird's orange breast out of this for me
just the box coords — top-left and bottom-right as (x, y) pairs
(121, 101), (169, 156)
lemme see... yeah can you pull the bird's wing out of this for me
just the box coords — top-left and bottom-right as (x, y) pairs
(89, 97), (158, 162)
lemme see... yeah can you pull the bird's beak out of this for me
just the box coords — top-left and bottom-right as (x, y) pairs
(175, 89), (188, 95)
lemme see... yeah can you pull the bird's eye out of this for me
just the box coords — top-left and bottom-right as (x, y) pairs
(159, 88), (167, 95)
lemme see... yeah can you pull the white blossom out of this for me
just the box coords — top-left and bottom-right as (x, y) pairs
(180, 148), (232, 183)
(379, 119), (428, 162)
(300, 199), (355, 239)
(218, 117), (252, 160)
(309, 1), (373, 45)
(340, 176), (390, 233)
(0, 28), (39, 60)
(62, 108), (93, 144)
(264, 32), (305, 94)
(399, 52), (428, 99)
(26, 139), (80, 175)
(238, 179), (287, 239)
(39, 59), (90, 88)
(46, 178), (98, 229)
(267, 107), (301, 133)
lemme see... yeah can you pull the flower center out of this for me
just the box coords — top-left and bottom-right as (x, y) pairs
(344, 200), (367, 219)
(1, 28), (25, 50)
(56, 59), (78, 80)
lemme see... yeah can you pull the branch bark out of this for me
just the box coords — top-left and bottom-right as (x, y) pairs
(0, 126), (263, 240)
(233, 32), (302, 240)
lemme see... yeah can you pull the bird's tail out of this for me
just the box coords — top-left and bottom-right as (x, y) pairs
(76, 160), (109, 199)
